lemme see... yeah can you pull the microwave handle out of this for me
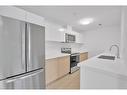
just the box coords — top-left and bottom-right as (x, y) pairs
(65, 33), (68, 42)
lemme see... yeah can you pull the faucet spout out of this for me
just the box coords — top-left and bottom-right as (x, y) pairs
(109, 45), (120, 59)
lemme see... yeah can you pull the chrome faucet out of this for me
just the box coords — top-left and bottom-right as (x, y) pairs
(109, 45), (120, 58)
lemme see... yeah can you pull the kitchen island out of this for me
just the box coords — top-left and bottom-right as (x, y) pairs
(78, 53), (127, 89)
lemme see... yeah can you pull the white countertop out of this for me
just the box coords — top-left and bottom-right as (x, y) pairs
(46, 53), (70, 60)
(71, 50), (88, 54)
(46, 51), (88, 60)
(78, 52), (127, 77)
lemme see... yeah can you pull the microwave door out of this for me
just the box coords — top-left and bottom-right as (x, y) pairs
(69, 35), (75, 43)
(65, 34), (75, 43)
(0, 16), (26, 80)
(26, 23), (45, 72)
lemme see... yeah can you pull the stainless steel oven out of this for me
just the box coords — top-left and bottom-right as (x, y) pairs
(61, 48), (80, 74)
(70, 53), (80, 73)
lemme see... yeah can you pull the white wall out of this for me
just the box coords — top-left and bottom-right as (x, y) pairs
(81, 25), (121, 58)
(121, 7), (127, 65)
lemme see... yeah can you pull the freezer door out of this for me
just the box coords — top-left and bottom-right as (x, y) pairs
(0, 16), (26, 80)
(0, 69), (45, 89)
(26, 23), (45, 71)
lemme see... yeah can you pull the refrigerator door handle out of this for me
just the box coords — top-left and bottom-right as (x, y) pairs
(21, 22), (26, 71)
(26, 23), (31, 71)
(6, 69), (44, 83)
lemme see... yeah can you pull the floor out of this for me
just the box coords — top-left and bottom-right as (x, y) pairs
(46, 70), (80, 89)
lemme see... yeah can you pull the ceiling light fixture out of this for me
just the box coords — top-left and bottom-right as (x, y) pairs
(58, 28), (65, 32)
(79, 18), (94, 25)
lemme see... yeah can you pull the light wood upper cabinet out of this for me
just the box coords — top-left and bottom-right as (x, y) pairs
(45, 56), (70, 85)
(80, 52), (88, 62)
(58, 56), (70, 78)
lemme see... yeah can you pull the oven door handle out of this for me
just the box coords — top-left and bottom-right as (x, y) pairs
(71, 55), (79, 56)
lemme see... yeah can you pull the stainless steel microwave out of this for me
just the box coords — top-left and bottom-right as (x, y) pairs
(65, 33), (76, 43)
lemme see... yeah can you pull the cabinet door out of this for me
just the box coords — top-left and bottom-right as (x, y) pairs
(0, 6), (26, 21)
(45, 58), (58, 85)
(58, 56), (70, 78)
(45, 20), (64, 42)
(26, 12), (45, 26)
(76, 32), (83, 43)
(80, 52), (88, 62)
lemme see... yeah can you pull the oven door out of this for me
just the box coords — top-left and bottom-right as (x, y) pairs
(70, 54), (79, 73)
(70, 54), (79, 64)
(70, 54), (79, 68)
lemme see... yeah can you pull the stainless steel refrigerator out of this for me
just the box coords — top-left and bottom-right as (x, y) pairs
(0, 15), (45, 89)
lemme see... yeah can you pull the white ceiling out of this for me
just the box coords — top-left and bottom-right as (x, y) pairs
(17, 6), (121, 32)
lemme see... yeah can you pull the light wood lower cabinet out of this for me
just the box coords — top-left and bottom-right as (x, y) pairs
(80, 52), (88, 62)
(46, 56), (70, 85)
(45, 58), (58, 85)
(58, 56), (70, 78)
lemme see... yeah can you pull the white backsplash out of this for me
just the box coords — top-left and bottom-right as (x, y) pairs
(45, 41), (86, 55)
